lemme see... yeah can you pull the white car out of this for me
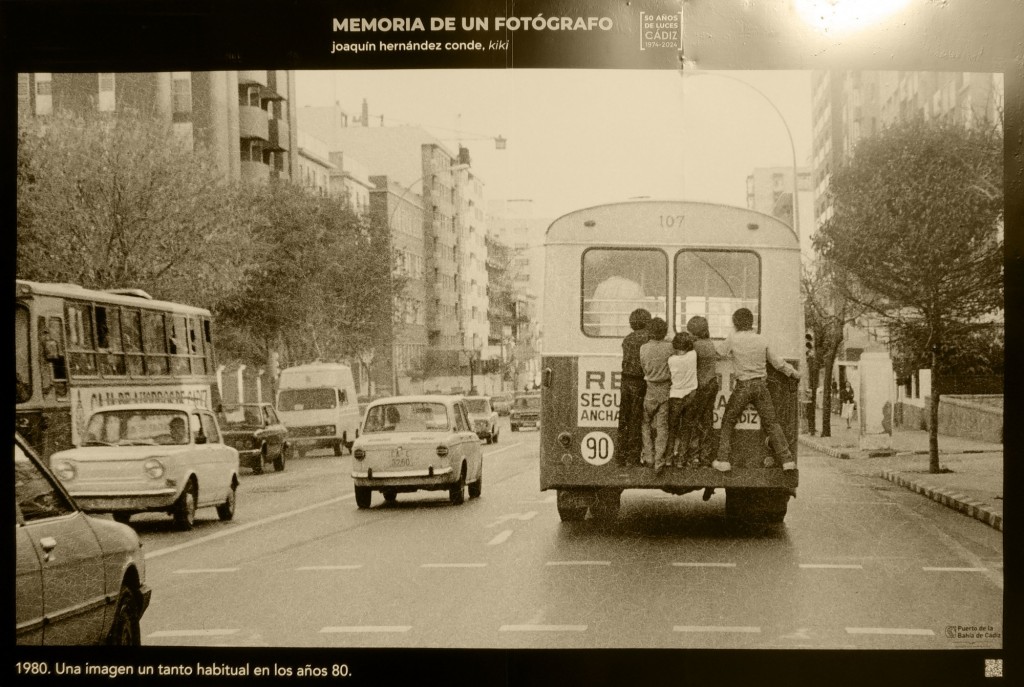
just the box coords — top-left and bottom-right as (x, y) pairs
(351, 396), (483, 509)
(464, 396), (499, 444)
(49, 403), (239, 531)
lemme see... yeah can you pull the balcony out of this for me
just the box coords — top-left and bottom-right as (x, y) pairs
(240, 160), (271, 184)
(238, 105), (269, 141)
(268, 118), (289, 151)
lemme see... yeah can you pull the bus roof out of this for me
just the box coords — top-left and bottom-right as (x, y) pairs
(16, 280), (212, 316)
(544, 200), (799, 248)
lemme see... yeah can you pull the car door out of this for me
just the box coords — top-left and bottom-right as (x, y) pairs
(15, 439), (106, 645)
(454, 403), (481, 480)
(263, 406), (284, 458)
(16, 507), (44, 644)
(199, 412), (233, 505)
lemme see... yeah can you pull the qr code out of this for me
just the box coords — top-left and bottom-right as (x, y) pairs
(985, 658), (1003, 678)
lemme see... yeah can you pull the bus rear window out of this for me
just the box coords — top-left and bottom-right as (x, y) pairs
(674, 250), (760, 338)
(581, 248), (667, 337)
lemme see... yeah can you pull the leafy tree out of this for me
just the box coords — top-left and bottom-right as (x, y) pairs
(216, 182), (398, 392)
(17, 109), (254, 307)
(815, 117), (1003, 472)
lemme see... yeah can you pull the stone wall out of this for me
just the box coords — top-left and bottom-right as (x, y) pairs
(896, 395), (1002, 444)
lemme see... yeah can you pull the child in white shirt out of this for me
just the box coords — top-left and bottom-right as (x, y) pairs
(666, 332), (698, 469)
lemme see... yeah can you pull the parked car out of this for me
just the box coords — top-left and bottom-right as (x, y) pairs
(464, 396), (499, 444)
(350, 395), (483, 509)
(219, 402), (291, 474)
(16, 433), (151, 645)
(49, 403), (239, 531)
(510, 393), (542, 431)
(491, 393), (513, 416)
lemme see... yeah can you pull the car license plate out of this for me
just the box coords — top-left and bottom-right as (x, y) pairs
(521, 421), (536, 427)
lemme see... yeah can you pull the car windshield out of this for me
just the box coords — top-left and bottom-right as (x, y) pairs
(84, 409), (191, 446)
(278, 388), (336, 411)
(464, 399), (490, 413)
(363, 402), (450, 433)
(219, 405), (264, 428)
(514, 396), (541, 409)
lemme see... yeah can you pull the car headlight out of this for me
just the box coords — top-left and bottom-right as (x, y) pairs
(53, 460), (76, 481)
(143, 458), (165, 479)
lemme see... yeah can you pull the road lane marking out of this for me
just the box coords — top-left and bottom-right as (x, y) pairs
(673, 626), (761, 633)
(146, 494), (353, 559)
(487, 530), (514, 546)
(672, 562), (737, 568)
(320, 626), (412, 633)
(500, 625), (588, 632)
(487, 511), (538, 527)
(421, 563), (488, 568)
(799, 564), (864, 569)
(148, 629), (239, 637)
(922, 566), (989, 572)
(295, 565), (363, 571)
(846, 627), (935, 636)
(173, 568), (239, 574)
(483, 442), (522, 457)
(546, 561), (611, 566)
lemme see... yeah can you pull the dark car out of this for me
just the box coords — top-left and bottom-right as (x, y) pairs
(491, 393), (513, 416)
(219, 403), (291, 474)
(510, 393), (541, 431)
(16, 433), (151, 645)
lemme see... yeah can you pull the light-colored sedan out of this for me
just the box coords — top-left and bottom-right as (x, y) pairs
(49, 403), (239, 531)
(351, 395), (483, 509)
(464, 396), (499, 444)
(16, 433), (151, 645)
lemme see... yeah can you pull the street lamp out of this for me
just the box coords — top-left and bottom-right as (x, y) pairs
(385, 162), (472, 396)
(679, 70), (801, 241)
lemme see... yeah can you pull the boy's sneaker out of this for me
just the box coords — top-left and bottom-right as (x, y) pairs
(712, 460), (732, 472)
(782, 461), (797, 471)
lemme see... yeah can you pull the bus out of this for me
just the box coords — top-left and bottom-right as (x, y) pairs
(540, 201), (803, 524)
(15, 280), (220, 462)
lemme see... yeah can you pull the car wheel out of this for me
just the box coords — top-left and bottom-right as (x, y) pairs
(355, 486), (372, 509)
(217, 484), (237, 521)
(492, 428), (499, 444)
(449, 465), (467, 505)
(173, 481), (197, 530)
(112, 512), (132, 525)
(485, 433), (492, 445)
(511, 424), (519, 432)
(468, 467), (482, 498)
(274, 443), (289, 472)
(383, 489), (397, 503)
(106, 585), (141, 646)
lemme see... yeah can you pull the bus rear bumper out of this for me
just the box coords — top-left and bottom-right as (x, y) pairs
(541, 466), (798, 491)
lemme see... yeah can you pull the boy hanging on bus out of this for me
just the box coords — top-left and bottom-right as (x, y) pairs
(639, 317), (674, 473)
(616, 308), (651, 466)
(713, 308), (801, 472)
(685, 316), (720, 467)
(666, 331), (698, 468)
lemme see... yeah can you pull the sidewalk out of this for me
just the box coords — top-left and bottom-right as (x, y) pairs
(798, 408), (1003, 531)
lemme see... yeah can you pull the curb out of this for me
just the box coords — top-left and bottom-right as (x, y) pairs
(798, 435), (852, 460)
(879, 470), (1003, 532)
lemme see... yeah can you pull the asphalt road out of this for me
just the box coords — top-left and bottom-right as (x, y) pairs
(134, 416), (1003, 650)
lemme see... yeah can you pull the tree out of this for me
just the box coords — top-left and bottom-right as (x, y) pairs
(815, 117), (1003, 472)
(216, 182), (398, 384)
(17, 109), (254, 307)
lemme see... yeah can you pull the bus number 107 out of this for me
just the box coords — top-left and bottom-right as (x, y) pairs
(659, 215), (685, 228)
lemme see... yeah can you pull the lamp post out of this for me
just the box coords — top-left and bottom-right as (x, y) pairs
(679, 70), (801, 240)
(385, 162), (472, 396)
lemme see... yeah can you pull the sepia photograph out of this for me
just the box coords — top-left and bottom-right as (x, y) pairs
(7, 0), (1018, 684)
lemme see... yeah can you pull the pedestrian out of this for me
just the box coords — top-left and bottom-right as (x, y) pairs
(685, 315), (720, 466)
(639, 317), (675, 473)
(840, 381), (856, 429)
(616, 308), (651, 465)
(713, 308), (801, 472)
(666, 331), (698, 468)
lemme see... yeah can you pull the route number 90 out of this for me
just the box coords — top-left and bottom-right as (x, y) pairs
(581, 431), (614, 466)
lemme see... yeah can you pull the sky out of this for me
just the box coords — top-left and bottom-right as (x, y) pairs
(295, 69), (813, 221)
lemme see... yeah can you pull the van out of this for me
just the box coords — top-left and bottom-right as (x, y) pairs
(275, 363), (360, 457)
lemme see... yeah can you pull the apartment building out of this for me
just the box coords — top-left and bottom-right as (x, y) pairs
(19, 71), (300, 183)
(745, 166), (814, 262)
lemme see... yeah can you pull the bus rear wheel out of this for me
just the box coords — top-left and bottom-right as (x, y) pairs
(726, 488), (789, 524)
(556, 489), (588, 522)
